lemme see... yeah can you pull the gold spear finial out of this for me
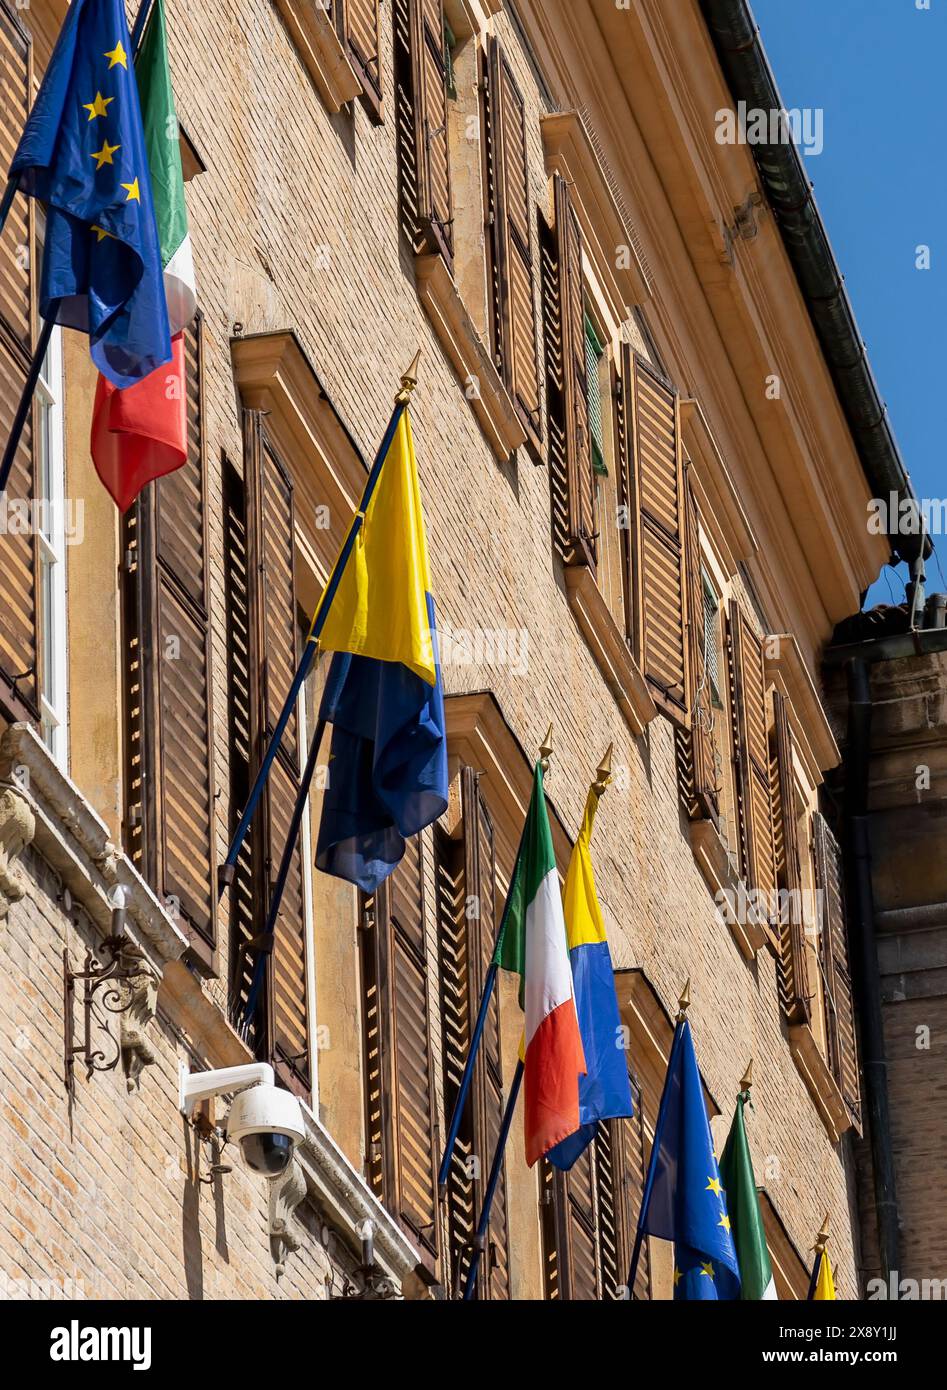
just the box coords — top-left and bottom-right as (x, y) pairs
(740, 1059), (754, 1094)
(677, 977), (691, 1021)
(395, 348), (422, 403)
(539, 723), (554, 773)
(813, 1213), (831, 1252)
(593, 742), (614, 796)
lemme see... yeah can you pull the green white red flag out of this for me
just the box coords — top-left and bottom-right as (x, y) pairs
(494, 762), (586, 1166)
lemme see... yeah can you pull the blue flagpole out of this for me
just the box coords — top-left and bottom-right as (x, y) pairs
(0, 0), (157, 496)
(626, 1007), (687, 1295)
(461, 1058), (523, 1300)
(218, 357), (419, 895)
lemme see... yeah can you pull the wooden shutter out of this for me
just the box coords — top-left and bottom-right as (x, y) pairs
(122, 319), (216, 960)
(622, 352), (690, 726)
(540, 176), (594, 569)
(483, 36), (541, 453)
(339, 0), (382, 117)
(436, 769), (511, 1298)
(0, 3), (38, 719)
(813, 812), (862, 1131)
(675, 466), (719, 822)
(243, 410), (310, 1096)
(393, 0), (453, 268)
(727, 601), (777, 905)
(771, 691), (810, 1023)
(360, 836), (439, 1270)
(541, 1079), (650, 1300)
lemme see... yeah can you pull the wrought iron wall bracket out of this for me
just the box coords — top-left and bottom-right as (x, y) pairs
(63, 931), (157, 1097)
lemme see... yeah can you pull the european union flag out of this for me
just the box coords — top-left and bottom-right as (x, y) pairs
(641, 1018), (741, 1300)
(9, 0), (171, 387)
(315, 595), (448, 892)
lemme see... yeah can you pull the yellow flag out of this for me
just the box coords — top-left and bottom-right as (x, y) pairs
(563, 787), (607, 950)
(314, 409), (436, 685)
(813, 1250), (836, 1300)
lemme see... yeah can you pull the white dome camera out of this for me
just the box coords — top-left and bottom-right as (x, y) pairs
(179, 1061), (305, 1180)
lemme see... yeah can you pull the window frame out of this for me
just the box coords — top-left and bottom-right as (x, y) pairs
(35, 318), (68, 769)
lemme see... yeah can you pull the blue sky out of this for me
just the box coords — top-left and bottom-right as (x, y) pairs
(750, 0), (946, 608)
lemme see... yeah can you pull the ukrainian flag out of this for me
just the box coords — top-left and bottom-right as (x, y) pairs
(315, 408), (448, 892)
(545, 783), (633, 1170)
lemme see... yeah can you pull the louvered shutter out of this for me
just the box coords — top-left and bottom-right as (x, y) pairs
(360, 836), (439, 1268)
(484, 37), (541, 453)
(393, 0), (452, 268)
(339, 0), (382, 116)
(728, 602), (777, 909)
(243, 411), (310, 1096)
(122, 319), (216, 959)
(0, 4), (38, 718)
(676, 466), (718, 821)
(617, 1080), (651, 1300)
(623, 352), (690, 726)
(813, 813), (862, 1131)
(436, 770), (510, 1298)
(772, 691), (810, 1023)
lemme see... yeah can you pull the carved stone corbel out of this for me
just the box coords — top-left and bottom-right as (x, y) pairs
(0, 784), (36, 922)
(268, 1155), (308, 1278)
(118, 958), (159, 1093)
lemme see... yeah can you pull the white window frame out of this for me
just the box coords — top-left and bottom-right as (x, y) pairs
(36, 320), (68, 769)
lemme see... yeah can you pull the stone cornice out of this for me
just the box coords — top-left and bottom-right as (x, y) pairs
(0, 722), (187, 974)
(414, 252), (526, 462)
(444, 691), (573, 876)
(789, 1021), (853, 1145)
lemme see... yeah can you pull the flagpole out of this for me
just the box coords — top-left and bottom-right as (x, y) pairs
(218, 351), (421, 896)
(626, 980), (691, 1296)
(238, 716), (326, 1034)
(459, 745), (614, 1301)
(437, 724), (554, 1195)
(806, 1214), (831, 1300)
(0, 0), (157, 498)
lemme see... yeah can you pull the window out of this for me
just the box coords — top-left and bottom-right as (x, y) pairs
(36, 322), (67, 767)
(812, 812), (862, 1131)
(358, 835), (440, 1276)
(539, 1085), (650, 1301)
(584, 314), (606, 477)
(726, 600), (778, 910)
(703, 575), (722, 708)
(223, 420), (312, 1094)
(435, 767), (511, 1299)
(0, 1), (39, 723)
(121, 319), (217, 967)
(394, 0), (454, 269)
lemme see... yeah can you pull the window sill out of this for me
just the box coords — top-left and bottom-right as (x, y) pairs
(788, 1021), (855, 1144)
(414, 252), (526, 463)
(0, 721), (188, 974)
(275, 0), (362, 114)
(563, 566), (656, 737)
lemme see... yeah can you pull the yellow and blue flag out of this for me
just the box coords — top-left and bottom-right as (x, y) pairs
(643, 1018), (741, 1300)
(9, 0), (171, 388)
(809, 1247), (836, 1300)
(546, 784), (633, 1171)
(315, 408), (447, 892)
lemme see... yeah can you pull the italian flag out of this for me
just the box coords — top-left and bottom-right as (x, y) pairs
(495, 763), (586, 1167)
(91, 0), (197, 511)
(719, 1092), (777, 1299)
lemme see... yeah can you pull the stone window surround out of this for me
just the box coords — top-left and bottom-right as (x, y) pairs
(0, 720), (426, 1292)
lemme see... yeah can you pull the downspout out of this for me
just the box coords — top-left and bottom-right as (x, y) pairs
(843, 659), (900, 1285)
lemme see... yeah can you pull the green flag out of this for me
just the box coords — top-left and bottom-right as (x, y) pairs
(719, 1092), (777, 1299)
(136, 0), (197, 333)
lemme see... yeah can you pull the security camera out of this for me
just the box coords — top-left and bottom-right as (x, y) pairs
(178, 1061), (305, 1179)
